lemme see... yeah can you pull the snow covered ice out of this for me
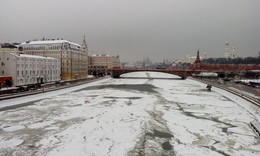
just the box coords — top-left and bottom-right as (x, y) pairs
(0, 72), (259, 156)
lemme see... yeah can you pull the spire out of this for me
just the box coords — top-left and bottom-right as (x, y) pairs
(195, 49), (201, 64)
(82, 34), (88, 53)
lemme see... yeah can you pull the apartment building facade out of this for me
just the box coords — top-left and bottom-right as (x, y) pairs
(90, 54), (120, 69)
(0, 51), (60, 86)
(18, 38), (88, 80)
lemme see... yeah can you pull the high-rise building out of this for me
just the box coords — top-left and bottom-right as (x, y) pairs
(18, 38), (88, 80)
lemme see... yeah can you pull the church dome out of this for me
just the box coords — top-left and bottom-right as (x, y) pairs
(225, 41), (229, 45)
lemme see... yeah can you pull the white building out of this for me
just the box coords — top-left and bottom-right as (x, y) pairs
(224, 41), (239, 59)
(180, 52), (208, 64)
(0, 51), (60, 86)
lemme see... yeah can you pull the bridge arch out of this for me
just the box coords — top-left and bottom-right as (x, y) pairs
(109, 69), (197, 79)
(120, 71), (182, 79)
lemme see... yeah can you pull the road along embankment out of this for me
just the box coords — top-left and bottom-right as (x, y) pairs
(191, 77), (259, 107)
(0, 77), (109, 101)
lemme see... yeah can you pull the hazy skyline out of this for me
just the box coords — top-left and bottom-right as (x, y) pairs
(1, 0), (259, 62)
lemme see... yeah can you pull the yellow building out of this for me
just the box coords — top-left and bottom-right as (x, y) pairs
(18, 38), (88, 80)
(90, 54), (120, 69)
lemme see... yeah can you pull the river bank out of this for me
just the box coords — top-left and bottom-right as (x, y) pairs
(191, 77), (260, 104)
(0, 76), (107, 101)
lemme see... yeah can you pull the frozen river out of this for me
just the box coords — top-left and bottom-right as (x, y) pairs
(0, 72), (259, 156)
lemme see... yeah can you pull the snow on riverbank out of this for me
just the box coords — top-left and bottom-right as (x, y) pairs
(228, 86), (260, 99)
(190, 79), (260, 121)
(0, 77), (110, 110)
(0, 72), (259, 156)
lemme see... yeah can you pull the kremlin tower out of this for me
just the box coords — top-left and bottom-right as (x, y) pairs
(194, 49), (201, 64)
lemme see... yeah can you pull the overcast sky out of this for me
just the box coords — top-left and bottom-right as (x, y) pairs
(0, 0), (259, 62)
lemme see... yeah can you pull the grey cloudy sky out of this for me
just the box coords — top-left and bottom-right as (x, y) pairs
(0, 0), (259, 62)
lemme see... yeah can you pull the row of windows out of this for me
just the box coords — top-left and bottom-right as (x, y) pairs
(17, 70), (60, 76)
(17, 64), (59, 68)
(89, 66), (107, 69)
(17, 58), (59, 63)
(22, 44), (61, 51)
(1, 62), (58, 68)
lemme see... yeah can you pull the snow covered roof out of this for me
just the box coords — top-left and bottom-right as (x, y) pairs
(9, 53), (57, 60)
(19, 40), (82, 47)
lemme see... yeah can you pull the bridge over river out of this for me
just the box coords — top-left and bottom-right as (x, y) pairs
(108, 68), (252, 79)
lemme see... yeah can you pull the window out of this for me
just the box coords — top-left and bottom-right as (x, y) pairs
(17, 71), (19, 75)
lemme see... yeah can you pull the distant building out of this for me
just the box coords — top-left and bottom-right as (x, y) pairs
(0, 43), (22, 54)
(224, 41), (239, 59)
(0, 51), (60, 86)
(180, 50), (208, 64)
(90, 54), (120, 69)
(18, 38), (88, 80)
(121, 62), (135, 69)
(181, 56), (201, 64)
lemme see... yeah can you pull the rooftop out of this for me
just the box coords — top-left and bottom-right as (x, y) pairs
(9, 53), (57, 60)
(20, 40), (82, 47)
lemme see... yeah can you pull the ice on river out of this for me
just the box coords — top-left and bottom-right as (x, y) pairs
(0, 72), (259, 156)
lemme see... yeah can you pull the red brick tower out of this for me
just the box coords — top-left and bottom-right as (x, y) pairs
(195, 49), (201, 64)
(194, 49), (201, 69)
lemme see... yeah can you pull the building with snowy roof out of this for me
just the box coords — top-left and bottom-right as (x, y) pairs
(0, 51), (60, 86)
(18, 37), (88, 80)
